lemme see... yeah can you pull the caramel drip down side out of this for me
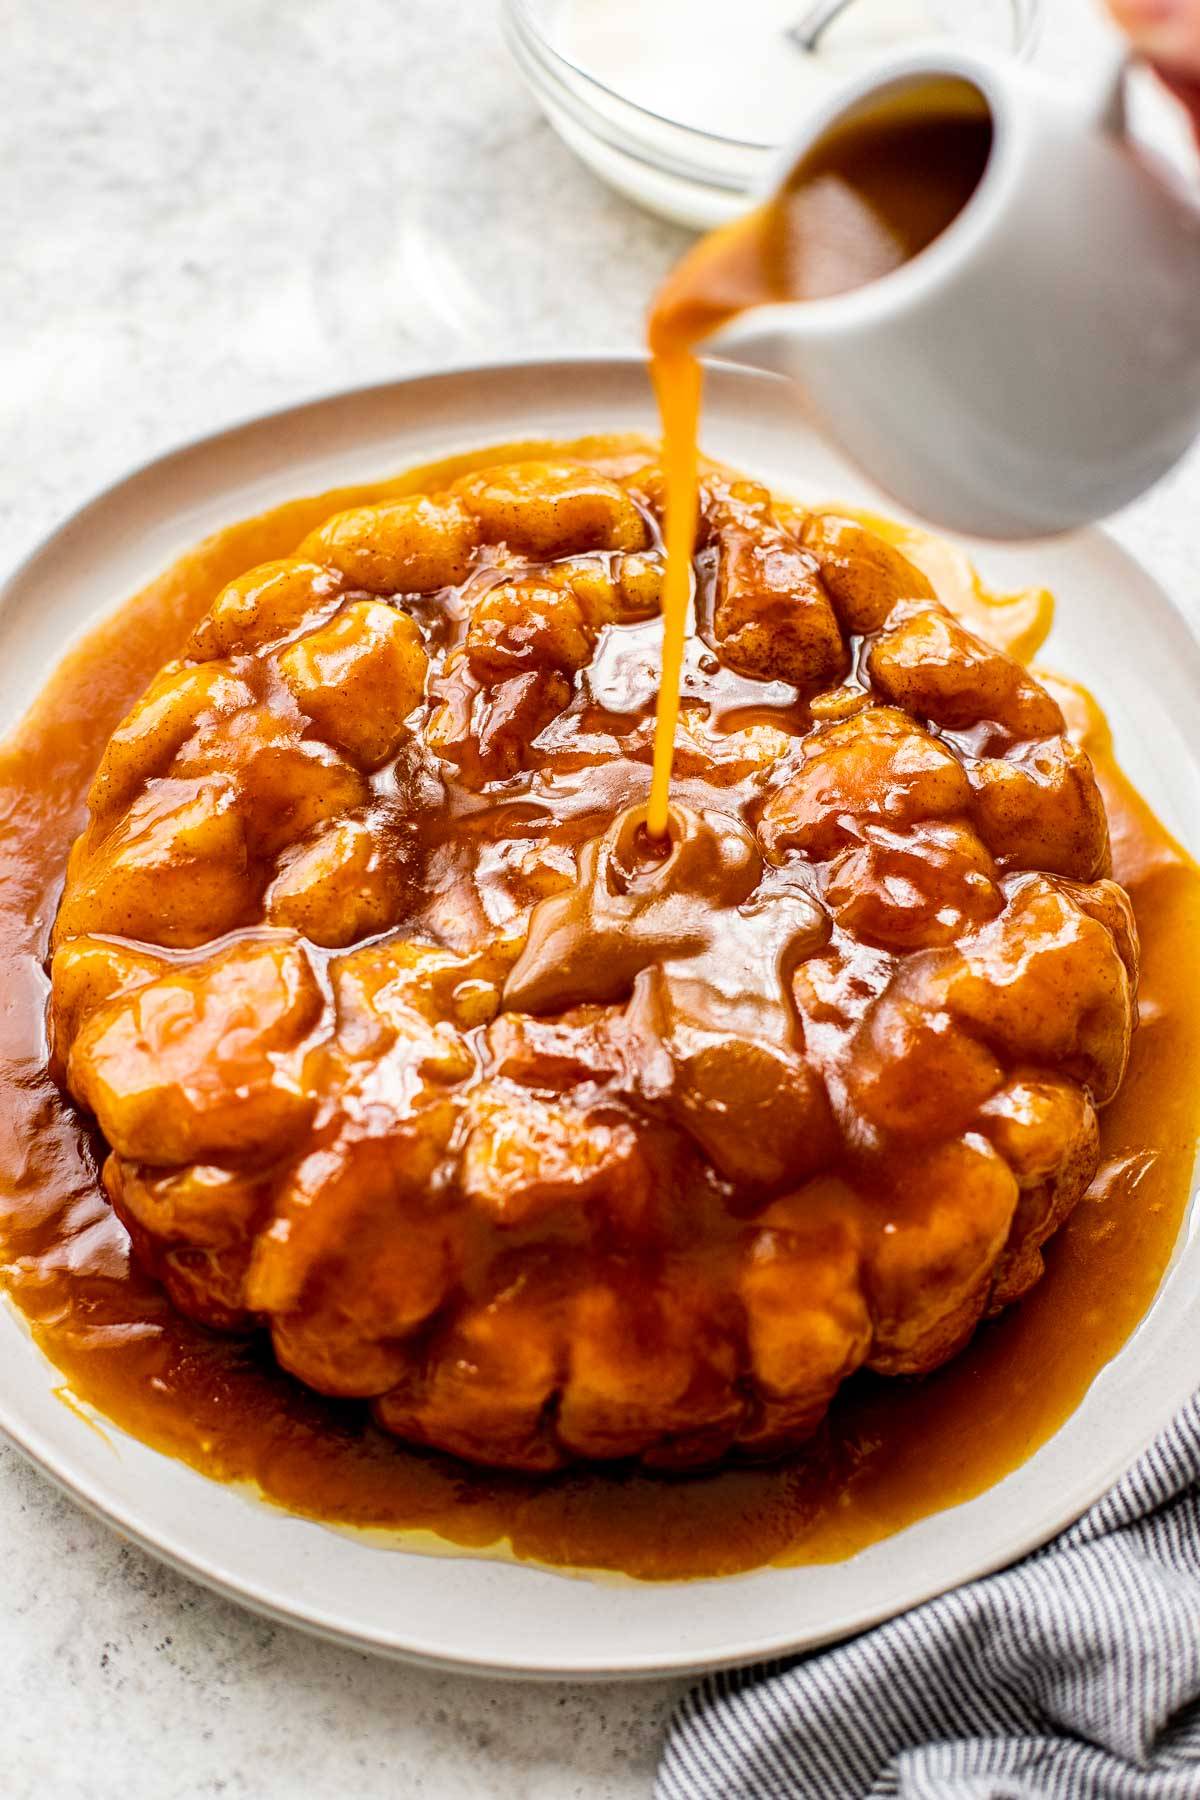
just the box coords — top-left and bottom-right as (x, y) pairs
(645, 353), (701, 840)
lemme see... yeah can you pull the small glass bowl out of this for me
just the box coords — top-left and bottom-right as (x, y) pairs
(503, 0), (1044, 229)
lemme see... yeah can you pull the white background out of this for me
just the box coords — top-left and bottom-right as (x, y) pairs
(2, 1), (1198, 1794)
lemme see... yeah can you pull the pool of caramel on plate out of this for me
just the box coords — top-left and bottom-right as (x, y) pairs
(0, 435), (1197, 1581)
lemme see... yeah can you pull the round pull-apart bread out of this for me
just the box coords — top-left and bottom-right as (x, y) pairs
(48, 456), (1139, 1472)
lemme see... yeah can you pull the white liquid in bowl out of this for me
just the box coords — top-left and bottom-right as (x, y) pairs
(557, 0), (945, 145)
(508, 0), (1036, 226)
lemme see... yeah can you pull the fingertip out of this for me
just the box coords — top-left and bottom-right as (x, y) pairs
(1106, 0), (1200, 79)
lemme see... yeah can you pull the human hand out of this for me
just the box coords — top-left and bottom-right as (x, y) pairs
(1106, 0), (1200, 135)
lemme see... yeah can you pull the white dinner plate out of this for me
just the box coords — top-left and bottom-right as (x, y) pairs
(1, 356), (1198, 1678)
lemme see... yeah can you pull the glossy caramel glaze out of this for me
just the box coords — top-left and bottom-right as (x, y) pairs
(0, 438), (1197, 1579)
(44, 444), (1136, 1463)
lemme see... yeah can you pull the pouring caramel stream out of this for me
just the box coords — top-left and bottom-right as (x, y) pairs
(645, 81), (994, 834)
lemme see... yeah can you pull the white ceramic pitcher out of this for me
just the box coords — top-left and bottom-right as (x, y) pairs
(709, 46), (1200, 538)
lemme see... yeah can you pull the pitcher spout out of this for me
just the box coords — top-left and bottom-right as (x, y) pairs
(703, 307), (810, 382)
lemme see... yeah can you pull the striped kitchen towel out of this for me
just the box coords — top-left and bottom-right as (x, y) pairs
(657, 1394), (1200, 1799)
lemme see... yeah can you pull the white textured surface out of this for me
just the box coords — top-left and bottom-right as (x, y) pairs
(1, 1), (1197, 1795)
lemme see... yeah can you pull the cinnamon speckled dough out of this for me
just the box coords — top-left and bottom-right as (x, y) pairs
(48, 453), (1138, 1472)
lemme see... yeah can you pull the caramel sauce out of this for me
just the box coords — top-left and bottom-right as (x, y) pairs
(1, 437), (1198, 1580)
